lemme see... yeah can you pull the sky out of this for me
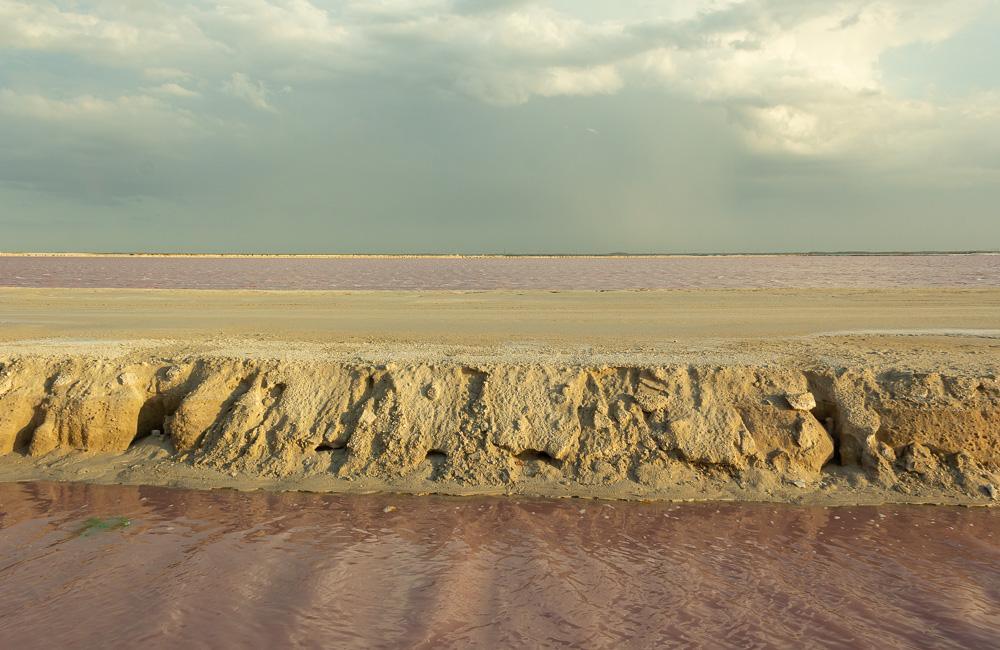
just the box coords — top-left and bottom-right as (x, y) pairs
(1, 0), (998, 254)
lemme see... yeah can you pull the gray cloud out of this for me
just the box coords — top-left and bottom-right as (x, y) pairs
(0, 0), (998, 252)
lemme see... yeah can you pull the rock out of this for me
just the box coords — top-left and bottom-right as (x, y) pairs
(424, 384), (439, 400)
(634, 385), (670, 413)
(667, 407), (753, 470)
(738, 429), (757, 457)
(860, 434), (897, 484)
(488, 367), (585, 462)
(52, 374), (74, 388)
(739, 407), (833, 475)
(832, 371), (882, 466)
(954, 451), (975, 470)
(28, 368), (150, 455)
(357, 405), (377, 426)
(899, 442), (938, 475)
(786, 392), (817, 411)
(984, 484), (997, 500)
(168, 372), (247, 452)
(790, 479), (807, 488)
(591, 460), (616, 483)
(873, 437), (896, 463)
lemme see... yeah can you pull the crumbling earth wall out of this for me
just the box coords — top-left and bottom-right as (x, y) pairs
(1, 355), (997, 494)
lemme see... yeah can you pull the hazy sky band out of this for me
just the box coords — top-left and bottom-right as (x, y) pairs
(1, 1), (998, 253)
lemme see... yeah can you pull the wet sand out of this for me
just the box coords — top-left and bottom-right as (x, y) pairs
(0, 481), (997, 648)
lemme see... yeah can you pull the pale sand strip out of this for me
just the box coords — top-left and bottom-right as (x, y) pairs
(2, 288), (999, 348)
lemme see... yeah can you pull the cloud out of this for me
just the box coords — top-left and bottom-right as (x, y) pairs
(144, 67), (192, 80)
(210, 0), (349, 44)
(350, 4), (633, 104)
(0, 1), (997, 194)
(451, 0), (534, 15)
(2, 0), (997, 259)
(0, 0), (219, 63)
(625, 0), (997, 154)
(222, 72), (275, 111)
(459, 64), (623, 105)
(0, 88), (196, 130)
(150, 83), (200, 98)
(0, 89), (206, 169)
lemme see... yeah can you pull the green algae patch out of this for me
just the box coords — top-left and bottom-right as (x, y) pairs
(77, 516), (131, 536)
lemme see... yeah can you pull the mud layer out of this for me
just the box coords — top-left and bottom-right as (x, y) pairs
(1, 340), (997, 505)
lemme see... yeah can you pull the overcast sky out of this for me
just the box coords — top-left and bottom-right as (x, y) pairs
(1, 0), (998, 253)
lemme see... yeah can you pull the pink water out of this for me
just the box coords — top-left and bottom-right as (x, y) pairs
(1, 482), (997, 648)
(1, 255), (997, 290)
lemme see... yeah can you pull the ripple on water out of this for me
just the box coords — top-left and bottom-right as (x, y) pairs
(0, 483), (997, 648)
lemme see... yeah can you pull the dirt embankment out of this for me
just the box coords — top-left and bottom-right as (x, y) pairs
(1, 349), (997, 504)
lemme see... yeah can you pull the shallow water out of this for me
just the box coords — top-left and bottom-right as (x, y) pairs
(0, 483), (997, 648)
(1, 254), (998, 290)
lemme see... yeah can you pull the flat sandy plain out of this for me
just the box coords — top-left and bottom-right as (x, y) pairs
(3, 286), (999, 346)
(2, 287), (999, 370)
(1, 287), (998, 504)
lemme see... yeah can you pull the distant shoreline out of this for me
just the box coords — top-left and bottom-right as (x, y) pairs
(1, 251), (997, 259)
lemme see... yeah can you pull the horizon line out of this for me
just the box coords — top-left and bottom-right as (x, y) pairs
(1, 250), (998, 259)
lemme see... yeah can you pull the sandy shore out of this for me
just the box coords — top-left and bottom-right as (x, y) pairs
(1, 288), (998, 504)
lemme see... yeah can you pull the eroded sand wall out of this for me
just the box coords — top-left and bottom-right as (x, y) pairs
(1, 354), (997, 494)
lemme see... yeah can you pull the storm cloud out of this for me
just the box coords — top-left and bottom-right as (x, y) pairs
(1, 0), (998, 252)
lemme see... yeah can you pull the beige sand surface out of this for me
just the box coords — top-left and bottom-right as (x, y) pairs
(1, 288), (998, 504)
(3, 287), (999, 346)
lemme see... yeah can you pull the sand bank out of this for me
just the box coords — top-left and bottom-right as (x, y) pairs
(0, 288), (998, 504)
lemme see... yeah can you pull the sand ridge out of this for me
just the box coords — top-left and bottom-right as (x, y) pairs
(0, 336), (997, 505)
(0, 288), (997, 504)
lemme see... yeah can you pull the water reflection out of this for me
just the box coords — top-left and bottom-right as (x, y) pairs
(0, 482), (997, 648)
